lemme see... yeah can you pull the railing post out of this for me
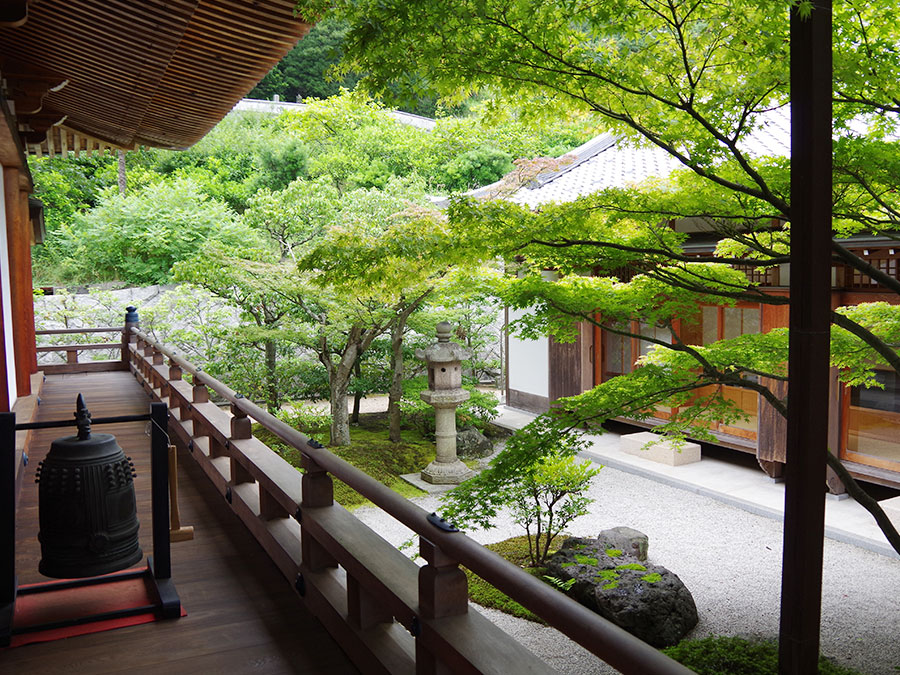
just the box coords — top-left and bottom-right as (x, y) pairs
(229, 404), (254, 485)
(122, 305), (139, 364)
(416, 537), (468, 675)
(167, 360), (183, 418)
(190, 382), (209, 443)
(300, 454), (337, 571)
(347, 575), (392, 630)
(66, 349), (78, 364)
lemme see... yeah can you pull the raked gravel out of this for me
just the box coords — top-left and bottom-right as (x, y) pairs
(353, 463), (900, 674)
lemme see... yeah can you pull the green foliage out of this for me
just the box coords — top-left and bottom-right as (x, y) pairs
(276, 404), (332, 435)
(61, 180), (253, 285)
(662, 636), (863, 675)
(249, 18), (360, 102)
(400, 376), (499, 436)
(139, 284), (235, 366)
(440, 145), (513, 192)
(543, 575), (576, 592)
(254, 139), (309, 192)
(443, 420), (600, 566)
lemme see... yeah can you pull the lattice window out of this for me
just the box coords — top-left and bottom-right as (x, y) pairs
(847, 249), (900, 289)
(734, 264), (778, 286)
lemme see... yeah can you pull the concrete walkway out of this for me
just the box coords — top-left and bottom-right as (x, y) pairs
(493, 405), (899, 559)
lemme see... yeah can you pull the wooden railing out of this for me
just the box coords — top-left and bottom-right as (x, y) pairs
(126, 326), (691, 675)
(36, 326), (128, 374)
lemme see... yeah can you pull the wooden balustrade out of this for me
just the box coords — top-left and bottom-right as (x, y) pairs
(126, 326), (691, 675)
(36, 326), (128, 374)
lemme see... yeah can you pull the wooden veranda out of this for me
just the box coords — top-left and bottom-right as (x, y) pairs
(5, 370), (357, 674)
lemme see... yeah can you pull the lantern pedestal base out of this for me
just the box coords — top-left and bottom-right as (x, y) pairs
(421, 459), (474, 485)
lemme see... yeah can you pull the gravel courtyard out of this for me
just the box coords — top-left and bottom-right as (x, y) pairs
(354, 461), (900, 674)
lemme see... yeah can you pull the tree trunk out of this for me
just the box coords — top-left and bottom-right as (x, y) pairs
(329, 372), (351, 446)
(388, 320), (404, 442)
(264, 338), (279, 413)
(117, 149), (127, 196)
(351, 360), (362, 424)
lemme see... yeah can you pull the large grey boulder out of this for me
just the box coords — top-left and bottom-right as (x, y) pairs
(546, 536), (697, 647)
(598, 526), (649, 561)
(456, 428), (493, 458)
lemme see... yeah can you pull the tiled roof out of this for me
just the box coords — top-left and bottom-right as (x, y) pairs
(513, 107), (791, 207)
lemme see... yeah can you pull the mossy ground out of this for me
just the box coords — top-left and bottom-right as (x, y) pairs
(462, 535), (568, 624)
(662, 636), (864, 675)
(254, 412), (433, 509)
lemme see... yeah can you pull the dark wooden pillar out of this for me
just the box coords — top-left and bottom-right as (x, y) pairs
(780, 2), (832, 673)
(3, 167), (35, 397)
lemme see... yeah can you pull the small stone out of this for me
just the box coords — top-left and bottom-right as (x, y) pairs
(456, 428), (493, 459)
(598, 526), (649, 561)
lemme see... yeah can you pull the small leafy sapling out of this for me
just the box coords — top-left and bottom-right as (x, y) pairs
(442, 417), (601, 567)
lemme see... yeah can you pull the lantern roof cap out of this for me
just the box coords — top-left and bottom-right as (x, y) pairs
(416, 322), (472, 363)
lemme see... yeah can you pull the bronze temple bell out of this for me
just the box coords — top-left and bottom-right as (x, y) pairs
(35, 394), (142, 578)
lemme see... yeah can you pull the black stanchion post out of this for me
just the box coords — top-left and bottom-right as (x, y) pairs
(149, 401), (180, 618)
(0, 412), (16, 646)
(150, 402), (171, 580)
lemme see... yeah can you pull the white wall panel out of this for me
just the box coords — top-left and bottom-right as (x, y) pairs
(0, 171), (17, 409)
(506, 307), (548, 397)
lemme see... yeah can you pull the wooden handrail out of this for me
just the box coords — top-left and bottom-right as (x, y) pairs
(36, 343), (120, 352)
(35, 327), (121, 335)
(128, 326), (692, 675)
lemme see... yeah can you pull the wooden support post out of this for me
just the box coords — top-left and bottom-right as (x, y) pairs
(300, 454), (336, 571)
(66, 349), (78, 364)
(416, 537), (468, 675)
(230, 457), (254, 485)
(189, 384), (208, 440)
(192, 383), (208, 404)
(230, 403), (252, 440)
(4, 168), (35, 397)
(780, 2), (832, 673)
(259, 489), (289, 520)
(418, 538), (467, 620)
(167, 361), (183, 418)
(168, 445), (194, 543)
(209, 437), (227, 460)
(347, 574), (393, 630)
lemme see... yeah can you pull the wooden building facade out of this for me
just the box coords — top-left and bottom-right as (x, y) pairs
(504, 130), (900, 489)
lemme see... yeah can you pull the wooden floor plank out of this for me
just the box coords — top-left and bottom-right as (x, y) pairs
(4, 371), (358, 674)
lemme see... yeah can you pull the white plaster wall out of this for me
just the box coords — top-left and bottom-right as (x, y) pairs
(0, 171), (18, 408)
(506, 306), (548, 397)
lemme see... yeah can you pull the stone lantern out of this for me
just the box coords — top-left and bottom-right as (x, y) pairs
(416, 322), (475, 485)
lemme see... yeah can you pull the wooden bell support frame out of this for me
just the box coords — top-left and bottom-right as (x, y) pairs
(0, 402), (181, 646)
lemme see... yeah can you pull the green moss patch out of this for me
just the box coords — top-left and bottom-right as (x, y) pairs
(617, 563), (647, 571)
(641, 572), (663, 583)
(254, 413), (433, 509)
(462, 536), (567, 624)
(605, 548), (624, 557)
(663, 636), (863, 675)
